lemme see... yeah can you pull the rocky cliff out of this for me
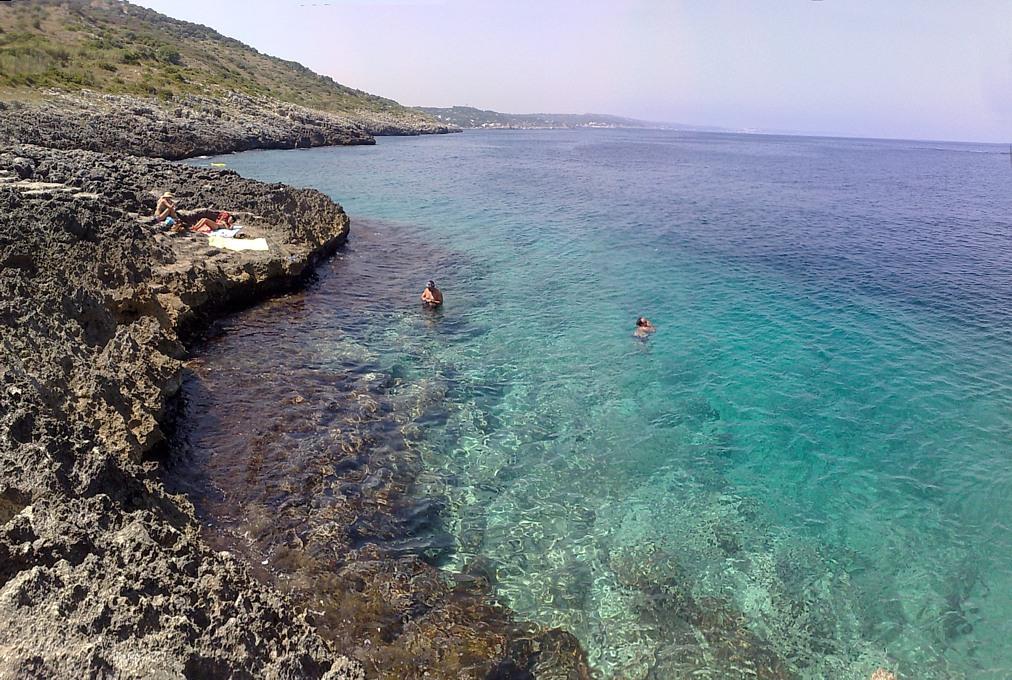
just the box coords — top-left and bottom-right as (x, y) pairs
(0, 89), (375, 159)
(0, 89), (461, 160)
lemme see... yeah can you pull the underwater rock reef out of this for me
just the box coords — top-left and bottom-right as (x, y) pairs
(166, 294), (595, 679)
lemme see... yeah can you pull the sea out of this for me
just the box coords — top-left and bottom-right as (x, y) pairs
(185, 129), (1012, 679)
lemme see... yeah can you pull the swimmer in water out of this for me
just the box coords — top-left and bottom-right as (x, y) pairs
(634, 316), (656, 338)
(421, 280), (443, 306)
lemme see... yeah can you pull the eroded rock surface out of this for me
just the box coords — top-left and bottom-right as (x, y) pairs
(0, 144), (359, 678)
(0, 90), (457, 160)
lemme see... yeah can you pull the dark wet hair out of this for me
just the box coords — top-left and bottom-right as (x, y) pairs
(427, 280), (436, 288)
(636, 317), (647, 326)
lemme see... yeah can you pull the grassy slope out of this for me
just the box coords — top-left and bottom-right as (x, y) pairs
(0, 0), (422, 119)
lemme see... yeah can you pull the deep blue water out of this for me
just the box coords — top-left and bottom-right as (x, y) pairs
(193, 130), (1012, 678)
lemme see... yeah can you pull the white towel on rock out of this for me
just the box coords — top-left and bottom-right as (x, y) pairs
(208, 235), (269, 252)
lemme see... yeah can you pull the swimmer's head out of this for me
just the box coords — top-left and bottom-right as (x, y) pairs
(427, 280), (436, 289)
(636, 317), (647, 326)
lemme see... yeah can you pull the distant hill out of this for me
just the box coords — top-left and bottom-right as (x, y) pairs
(416, 106), (686, 130)
(0, 0), (452, 156)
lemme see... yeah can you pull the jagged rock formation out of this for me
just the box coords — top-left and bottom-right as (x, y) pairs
(0, 145), (361, 678)
(0, 90), (375, 159)
(0, 89), (462, 160)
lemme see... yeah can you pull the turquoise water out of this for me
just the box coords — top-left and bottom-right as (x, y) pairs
(195, 131), (1012, 678)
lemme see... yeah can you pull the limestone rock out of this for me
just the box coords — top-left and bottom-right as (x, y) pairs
(0, 144), (354, 678)
(0, 90), (457, 160)
(11, 156), (34, 179)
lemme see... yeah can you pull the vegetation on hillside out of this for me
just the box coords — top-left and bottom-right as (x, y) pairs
(0, 0), (415, 117)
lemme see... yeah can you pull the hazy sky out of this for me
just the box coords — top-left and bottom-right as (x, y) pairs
(133, 0), (1012, 142)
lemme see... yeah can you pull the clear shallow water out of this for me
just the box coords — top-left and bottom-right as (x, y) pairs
(191, 130), (1012, 678)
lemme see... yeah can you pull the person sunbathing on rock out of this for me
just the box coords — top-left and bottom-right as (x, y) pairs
(155, 191), (178, 221)
(191, 211), (234, 234)
(421, 280), (443, 306)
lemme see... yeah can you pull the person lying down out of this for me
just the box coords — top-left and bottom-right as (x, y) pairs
(191, 211), (234, 234)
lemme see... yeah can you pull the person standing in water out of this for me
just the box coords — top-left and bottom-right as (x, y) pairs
(421, 280), (443, 306)
(634, 316), (656, 338)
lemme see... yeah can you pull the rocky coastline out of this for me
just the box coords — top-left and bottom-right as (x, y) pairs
(0, 138), (591, 678)
(0, 89), (458, 161)
(0, 144), (364, 677)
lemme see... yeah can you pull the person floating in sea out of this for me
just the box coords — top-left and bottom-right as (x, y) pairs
(634, 316), (656, 338)
(421, 280), (443, 306)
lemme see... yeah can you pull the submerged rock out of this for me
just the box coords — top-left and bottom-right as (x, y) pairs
(167, 332), (593, 678)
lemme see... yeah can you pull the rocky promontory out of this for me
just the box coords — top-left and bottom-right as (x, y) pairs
(0, 89), (458, 160)
(0, 145), (363, 677)
(0, 90), (372, 159)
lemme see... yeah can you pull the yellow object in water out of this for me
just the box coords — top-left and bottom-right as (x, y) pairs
(208, 235), (269, 252)
(210, 162), (226, 167)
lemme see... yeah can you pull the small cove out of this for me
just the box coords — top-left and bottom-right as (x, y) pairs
(171, 130), (1012, 679)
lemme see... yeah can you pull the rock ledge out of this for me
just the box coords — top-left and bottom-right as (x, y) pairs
(0, 144), (361, 678)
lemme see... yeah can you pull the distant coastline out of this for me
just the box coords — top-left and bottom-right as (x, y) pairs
(415, 105), (727, 132)
(417, 107), (1010, 145)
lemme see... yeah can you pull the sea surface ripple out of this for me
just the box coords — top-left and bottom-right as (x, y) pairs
(182, 130), (1012, 679)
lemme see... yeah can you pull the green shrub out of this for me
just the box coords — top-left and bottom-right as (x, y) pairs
(86, 36), (123, 50)
(0, 49), (51, 78)
(44, 46), (70, 64)
(120, 47), (154, 64)
(155, 45), (181, 65)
